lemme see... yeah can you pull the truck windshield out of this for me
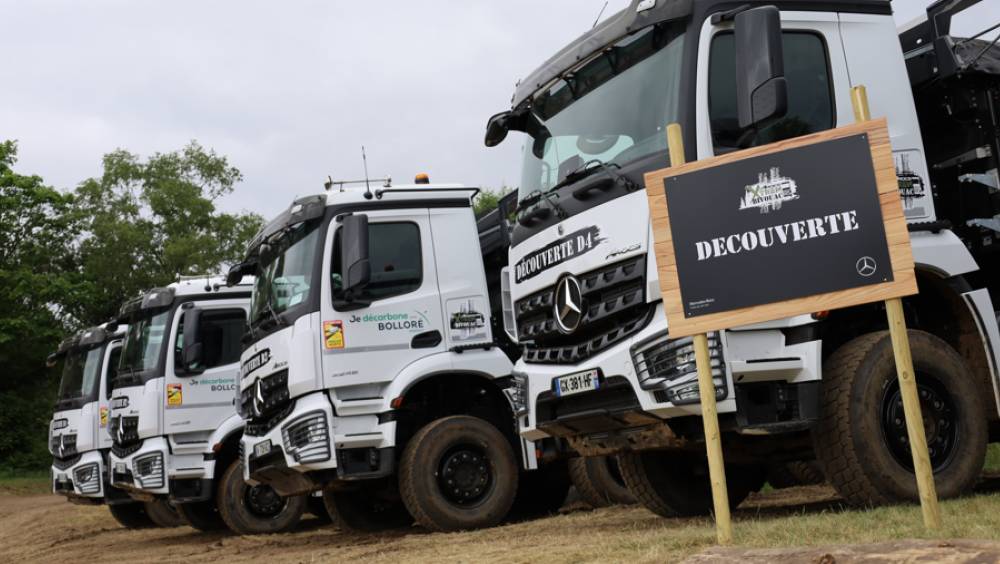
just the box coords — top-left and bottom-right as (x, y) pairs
(56, 346), (103, 405)
(117, 310), (170, 385)
(251, 219), (322, 325)
(519, 22), (685, 202)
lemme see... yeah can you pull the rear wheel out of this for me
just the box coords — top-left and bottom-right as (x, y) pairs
(217, 459), (307, 535)
(107, 502), (155, 529)
(814, 330), (987, 505)
(617, 451), (765, 518)
(176, 499), (226, 532)
(767, 461), (825, 489)
(307, 494), (333, 523)
(398, 415), (518, 531)
(508, 460), (571, 519)
(569, 456), (636, 508)
(144, 499), (187, 527)
(322, 480), (412, 532)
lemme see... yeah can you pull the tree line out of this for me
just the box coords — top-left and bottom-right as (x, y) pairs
(0, 139), (263, 473)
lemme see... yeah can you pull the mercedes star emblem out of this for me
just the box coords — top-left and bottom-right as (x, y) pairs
(58, 434), (65, 458)
(252, 379), (265, 418)
(856, 256), (877, 277)
(116, 416), (124, 444)
(554, 275), (584, 334)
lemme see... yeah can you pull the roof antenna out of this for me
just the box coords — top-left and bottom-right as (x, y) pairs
(592, 1), (608, 28)
(362, 146), (373, 200)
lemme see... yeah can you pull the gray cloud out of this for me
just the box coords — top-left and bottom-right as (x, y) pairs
(2, 1), (997, 221)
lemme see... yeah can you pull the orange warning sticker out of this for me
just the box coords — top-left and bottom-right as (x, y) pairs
(323, 320), (344, 349)
(167, 383), (183, 406)
(100, 406), (109, 427)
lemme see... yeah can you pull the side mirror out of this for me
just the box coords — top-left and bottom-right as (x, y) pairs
(226, 259), (256, 287)
(339, 214), (371, 295)
(181, 307), (204, 373)
(735, 6), (787, 129)
(485, 111), (511, 147)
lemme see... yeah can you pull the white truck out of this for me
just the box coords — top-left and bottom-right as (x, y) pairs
(485, 0), (1000, 516)
(227, 178), (569, 532)
(108, 276), (309, 534)
(49, 323), (183, 527)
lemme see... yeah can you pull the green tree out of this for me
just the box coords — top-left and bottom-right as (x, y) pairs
(0, 140), (82, 471)
(70, 142), (264, 323)
(473, 186), (514, 217)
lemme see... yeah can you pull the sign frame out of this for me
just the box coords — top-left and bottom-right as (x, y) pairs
(644, 118), (917, 338)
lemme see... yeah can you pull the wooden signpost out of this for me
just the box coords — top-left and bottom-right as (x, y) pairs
(643, 86), (941, 543)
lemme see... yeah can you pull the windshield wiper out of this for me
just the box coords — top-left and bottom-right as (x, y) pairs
(254, 292), (285, 331)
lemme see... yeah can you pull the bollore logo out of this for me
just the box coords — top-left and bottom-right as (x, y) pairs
(514, 226), (604, 283)
(739, 167), (799, 214)
(241, 349), (271, 379)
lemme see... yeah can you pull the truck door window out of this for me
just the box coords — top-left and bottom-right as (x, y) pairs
(332, 222), (422, 302)
(175, 309), (246, 371)
(709, 31), (833, 151)
(105, 345), (121, 400)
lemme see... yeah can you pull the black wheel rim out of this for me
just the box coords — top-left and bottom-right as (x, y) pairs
(437, 445), (493, 507)
(879, 371), (959, 473)
(244, 483), (287, 518)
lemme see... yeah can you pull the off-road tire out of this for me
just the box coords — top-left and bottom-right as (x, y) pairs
(814, 330), (987, 506)
(508, 460), (571, 520)
(398, 415), (518, 532)
(617, 451), (765, 518)
(322, 480), (413, 532)
(108, 502), (155, 529)
(217, 459), (307, 535)
(176, 499), (226, 532)
(144, 499), (187, 527)
(307, 495), (333, 523)
(767, 461), (825, 489)
(569, 456), (636, 508)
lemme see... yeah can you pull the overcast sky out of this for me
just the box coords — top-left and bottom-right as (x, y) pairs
(2, 1), (997, 220)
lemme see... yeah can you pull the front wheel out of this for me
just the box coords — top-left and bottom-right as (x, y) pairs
(107, 502), (155, 529)
(217, 460), (307, 535)
(814, 330), (987, 506)
(144, 499), (187, 527)
(398, 415), (518, 531)
(176, 499), (226, 532)
(617, 451), (765, 518)
(322, 480), (413, 532)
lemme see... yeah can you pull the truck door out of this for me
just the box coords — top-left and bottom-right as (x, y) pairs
(163, 301), (247, 433)
(320, 208), (446, 389)
(695, 10), (852, 160)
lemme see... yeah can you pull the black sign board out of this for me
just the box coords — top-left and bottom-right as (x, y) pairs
(665, 133), (891, 318)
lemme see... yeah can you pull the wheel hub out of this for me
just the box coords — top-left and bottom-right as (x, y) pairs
(245, 483), (287, 518)
(438, 446), (492, 506)
(880, 373), (958, 472)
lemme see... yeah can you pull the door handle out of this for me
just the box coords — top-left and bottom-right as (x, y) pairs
(411, 330), (442, 349)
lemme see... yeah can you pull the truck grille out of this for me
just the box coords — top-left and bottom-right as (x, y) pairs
(516, 256), (652, 364)
(242, 370), (293, 436)
(50, 433), (78, 459)
(111, 415), (141, 457)
(52, 453), (82, 470)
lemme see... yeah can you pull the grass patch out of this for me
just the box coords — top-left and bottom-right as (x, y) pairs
(986, 444), (1000, 473)
(0, 470), (50, 495)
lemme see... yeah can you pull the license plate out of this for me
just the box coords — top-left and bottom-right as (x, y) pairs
(554, 369), (600, 397)
(115, 462), (126, 474)
(254, 440), (272, 458)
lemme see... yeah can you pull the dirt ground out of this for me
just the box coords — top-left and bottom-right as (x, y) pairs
(3, 485), (1000, 563)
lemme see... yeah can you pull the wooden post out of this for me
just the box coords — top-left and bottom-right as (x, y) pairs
(851, 85), (942, 530)
(666, 123), (733, 544)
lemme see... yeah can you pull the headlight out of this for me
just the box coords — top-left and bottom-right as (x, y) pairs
(133, 452), (164, 489)
(74, 462), (101, 494)
(281, 410), (330, 463)
(505, 371), (528, 415)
